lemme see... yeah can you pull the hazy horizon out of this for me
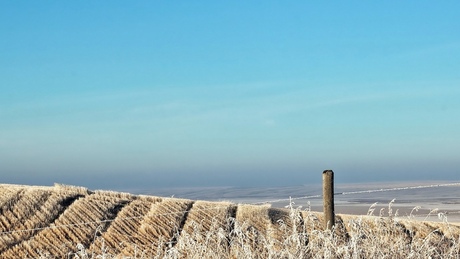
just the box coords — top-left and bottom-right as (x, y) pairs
(1, 2), (459, 191)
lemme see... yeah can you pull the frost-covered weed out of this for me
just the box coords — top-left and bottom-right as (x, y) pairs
(38, 201), (460, 259)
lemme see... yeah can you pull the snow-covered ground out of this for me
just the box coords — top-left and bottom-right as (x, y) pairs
(126, 181), (460, 223)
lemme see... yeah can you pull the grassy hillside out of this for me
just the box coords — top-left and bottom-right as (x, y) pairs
(0, 183), (459, 258)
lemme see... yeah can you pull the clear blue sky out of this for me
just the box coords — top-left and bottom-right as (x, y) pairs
(1, 1), (459, 189)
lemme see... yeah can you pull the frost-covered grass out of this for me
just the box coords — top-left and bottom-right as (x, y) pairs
(52, 203), (460, 259)
(1, 184), (459, 258)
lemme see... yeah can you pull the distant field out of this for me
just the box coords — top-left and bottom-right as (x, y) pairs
(1, 183), (459, 258)
(131, 182), (460, 223)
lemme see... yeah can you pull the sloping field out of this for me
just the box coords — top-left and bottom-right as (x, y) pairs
(0, 184), (459, 258)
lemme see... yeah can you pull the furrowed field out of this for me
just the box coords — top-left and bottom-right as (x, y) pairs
(0, 184), (459, 258)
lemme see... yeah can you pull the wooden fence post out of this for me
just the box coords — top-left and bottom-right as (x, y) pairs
(323, 170), (335, 230)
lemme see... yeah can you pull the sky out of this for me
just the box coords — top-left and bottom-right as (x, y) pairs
(1, 1), (459, 190)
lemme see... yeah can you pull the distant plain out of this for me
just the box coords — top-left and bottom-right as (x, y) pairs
(126, 181), (460, 223)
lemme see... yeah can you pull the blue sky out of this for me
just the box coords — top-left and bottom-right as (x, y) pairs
(1, 1), (459, 190)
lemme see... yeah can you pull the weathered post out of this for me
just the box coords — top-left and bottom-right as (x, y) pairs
(323, 170), (335, 230)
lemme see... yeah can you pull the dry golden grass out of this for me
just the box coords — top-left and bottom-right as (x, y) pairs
(0, 183), (459, 258)
(88, 196), (162, 256)
(2, 187), (132, 258)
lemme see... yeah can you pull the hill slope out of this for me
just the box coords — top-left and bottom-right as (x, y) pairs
(0, 183), (459, 258)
